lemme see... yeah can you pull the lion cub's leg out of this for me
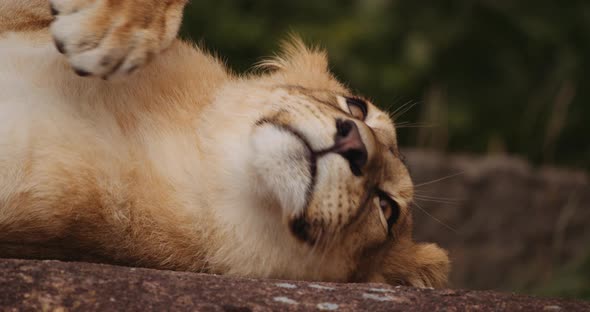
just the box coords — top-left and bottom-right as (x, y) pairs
(49, 0), (188, 78)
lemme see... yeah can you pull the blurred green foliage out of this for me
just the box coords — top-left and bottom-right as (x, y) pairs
(181, 0), (590, 170)
(535, 252), (590, 300)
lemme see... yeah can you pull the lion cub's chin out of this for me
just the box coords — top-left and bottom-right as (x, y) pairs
(249, 123), (314, 220)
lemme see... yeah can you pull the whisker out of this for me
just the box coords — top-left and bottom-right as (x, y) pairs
(308, 227), (324, 276)
(391, 101), (421, 121)
(414, 194), (464, 202)
(384, 97), (405, 112)
(390, 100), (415, 117)
(412, 201), (458, 234)
(414, 172), (465, 188)
(414, 197), (460, 205)
(316, 227), (338, 273)
(395, 122), (438, 129)
(413, 191), (464, 198)
(305, 227), (322, 264)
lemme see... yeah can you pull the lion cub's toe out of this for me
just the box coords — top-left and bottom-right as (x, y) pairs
(49, 0), (186, 79)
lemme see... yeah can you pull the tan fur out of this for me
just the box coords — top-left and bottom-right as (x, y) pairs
(0, 0), (450, 287)
(0, 1), (52, 32)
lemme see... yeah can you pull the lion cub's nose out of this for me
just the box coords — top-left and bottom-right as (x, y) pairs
(334, 119), (368, 176)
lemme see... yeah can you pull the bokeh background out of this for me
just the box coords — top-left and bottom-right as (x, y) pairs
(179, 0), (590, 299)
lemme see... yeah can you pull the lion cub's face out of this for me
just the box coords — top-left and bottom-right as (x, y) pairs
(251, 86), (410, 248)
(207, 40), (449, 287)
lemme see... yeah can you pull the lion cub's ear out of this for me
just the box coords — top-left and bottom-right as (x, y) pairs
(256, 35), (347, 92)
(377, 242), (450, 288)
(257, 36), (328, 73)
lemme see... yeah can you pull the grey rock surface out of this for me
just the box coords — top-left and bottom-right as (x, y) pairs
(404, 149), (590, 291)
(1, 259), (588, 311)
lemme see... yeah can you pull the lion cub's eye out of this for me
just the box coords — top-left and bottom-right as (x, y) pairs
(337, 96), (368, 120)
(375, 191), (400, 233)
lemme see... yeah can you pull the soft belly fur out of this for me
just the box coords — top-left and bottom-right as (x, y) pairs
(0, 32), (221, 270)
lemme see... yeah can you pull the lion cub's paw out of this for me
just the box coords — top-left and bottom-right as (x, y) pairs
(49, 0), (186, 79)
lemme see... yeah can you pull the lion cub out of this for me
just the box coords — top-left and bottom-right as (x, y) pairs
(0, 0), (449, 287)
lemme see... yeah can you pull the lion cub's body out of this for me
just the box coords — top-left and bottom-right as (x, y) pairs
(0, 25), (353, 281)
(0, 0), (450, 287)
(0, 28), (220, 269)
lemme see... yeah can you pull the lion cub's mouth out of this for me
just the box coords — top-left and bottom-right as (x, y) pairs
(255, 120), (322, 243)
(251, 120), (318, 220)
(252, 118), (369, 244)
(255, 117), (319, 175)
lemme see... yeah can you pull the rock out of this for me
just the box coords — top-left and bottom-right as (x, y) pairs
(0, 259), (588, 311)
(403, 149), (590, 291)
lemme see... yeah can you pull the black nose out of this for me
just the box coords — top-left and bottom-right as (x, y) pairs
(334, 119), (368, 176)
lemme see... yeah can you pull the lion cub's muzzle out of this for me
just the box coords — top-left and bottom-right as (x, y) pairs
(316, 119), (368, 177)
(250, 113), (375, 244)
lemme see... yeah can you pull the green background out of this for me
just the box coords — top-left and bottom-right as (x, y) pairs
(181, 0), (590, 172)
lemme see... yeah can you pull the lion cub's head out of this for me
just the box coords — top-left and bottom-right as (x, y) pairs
(202, 38), (449, 288)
